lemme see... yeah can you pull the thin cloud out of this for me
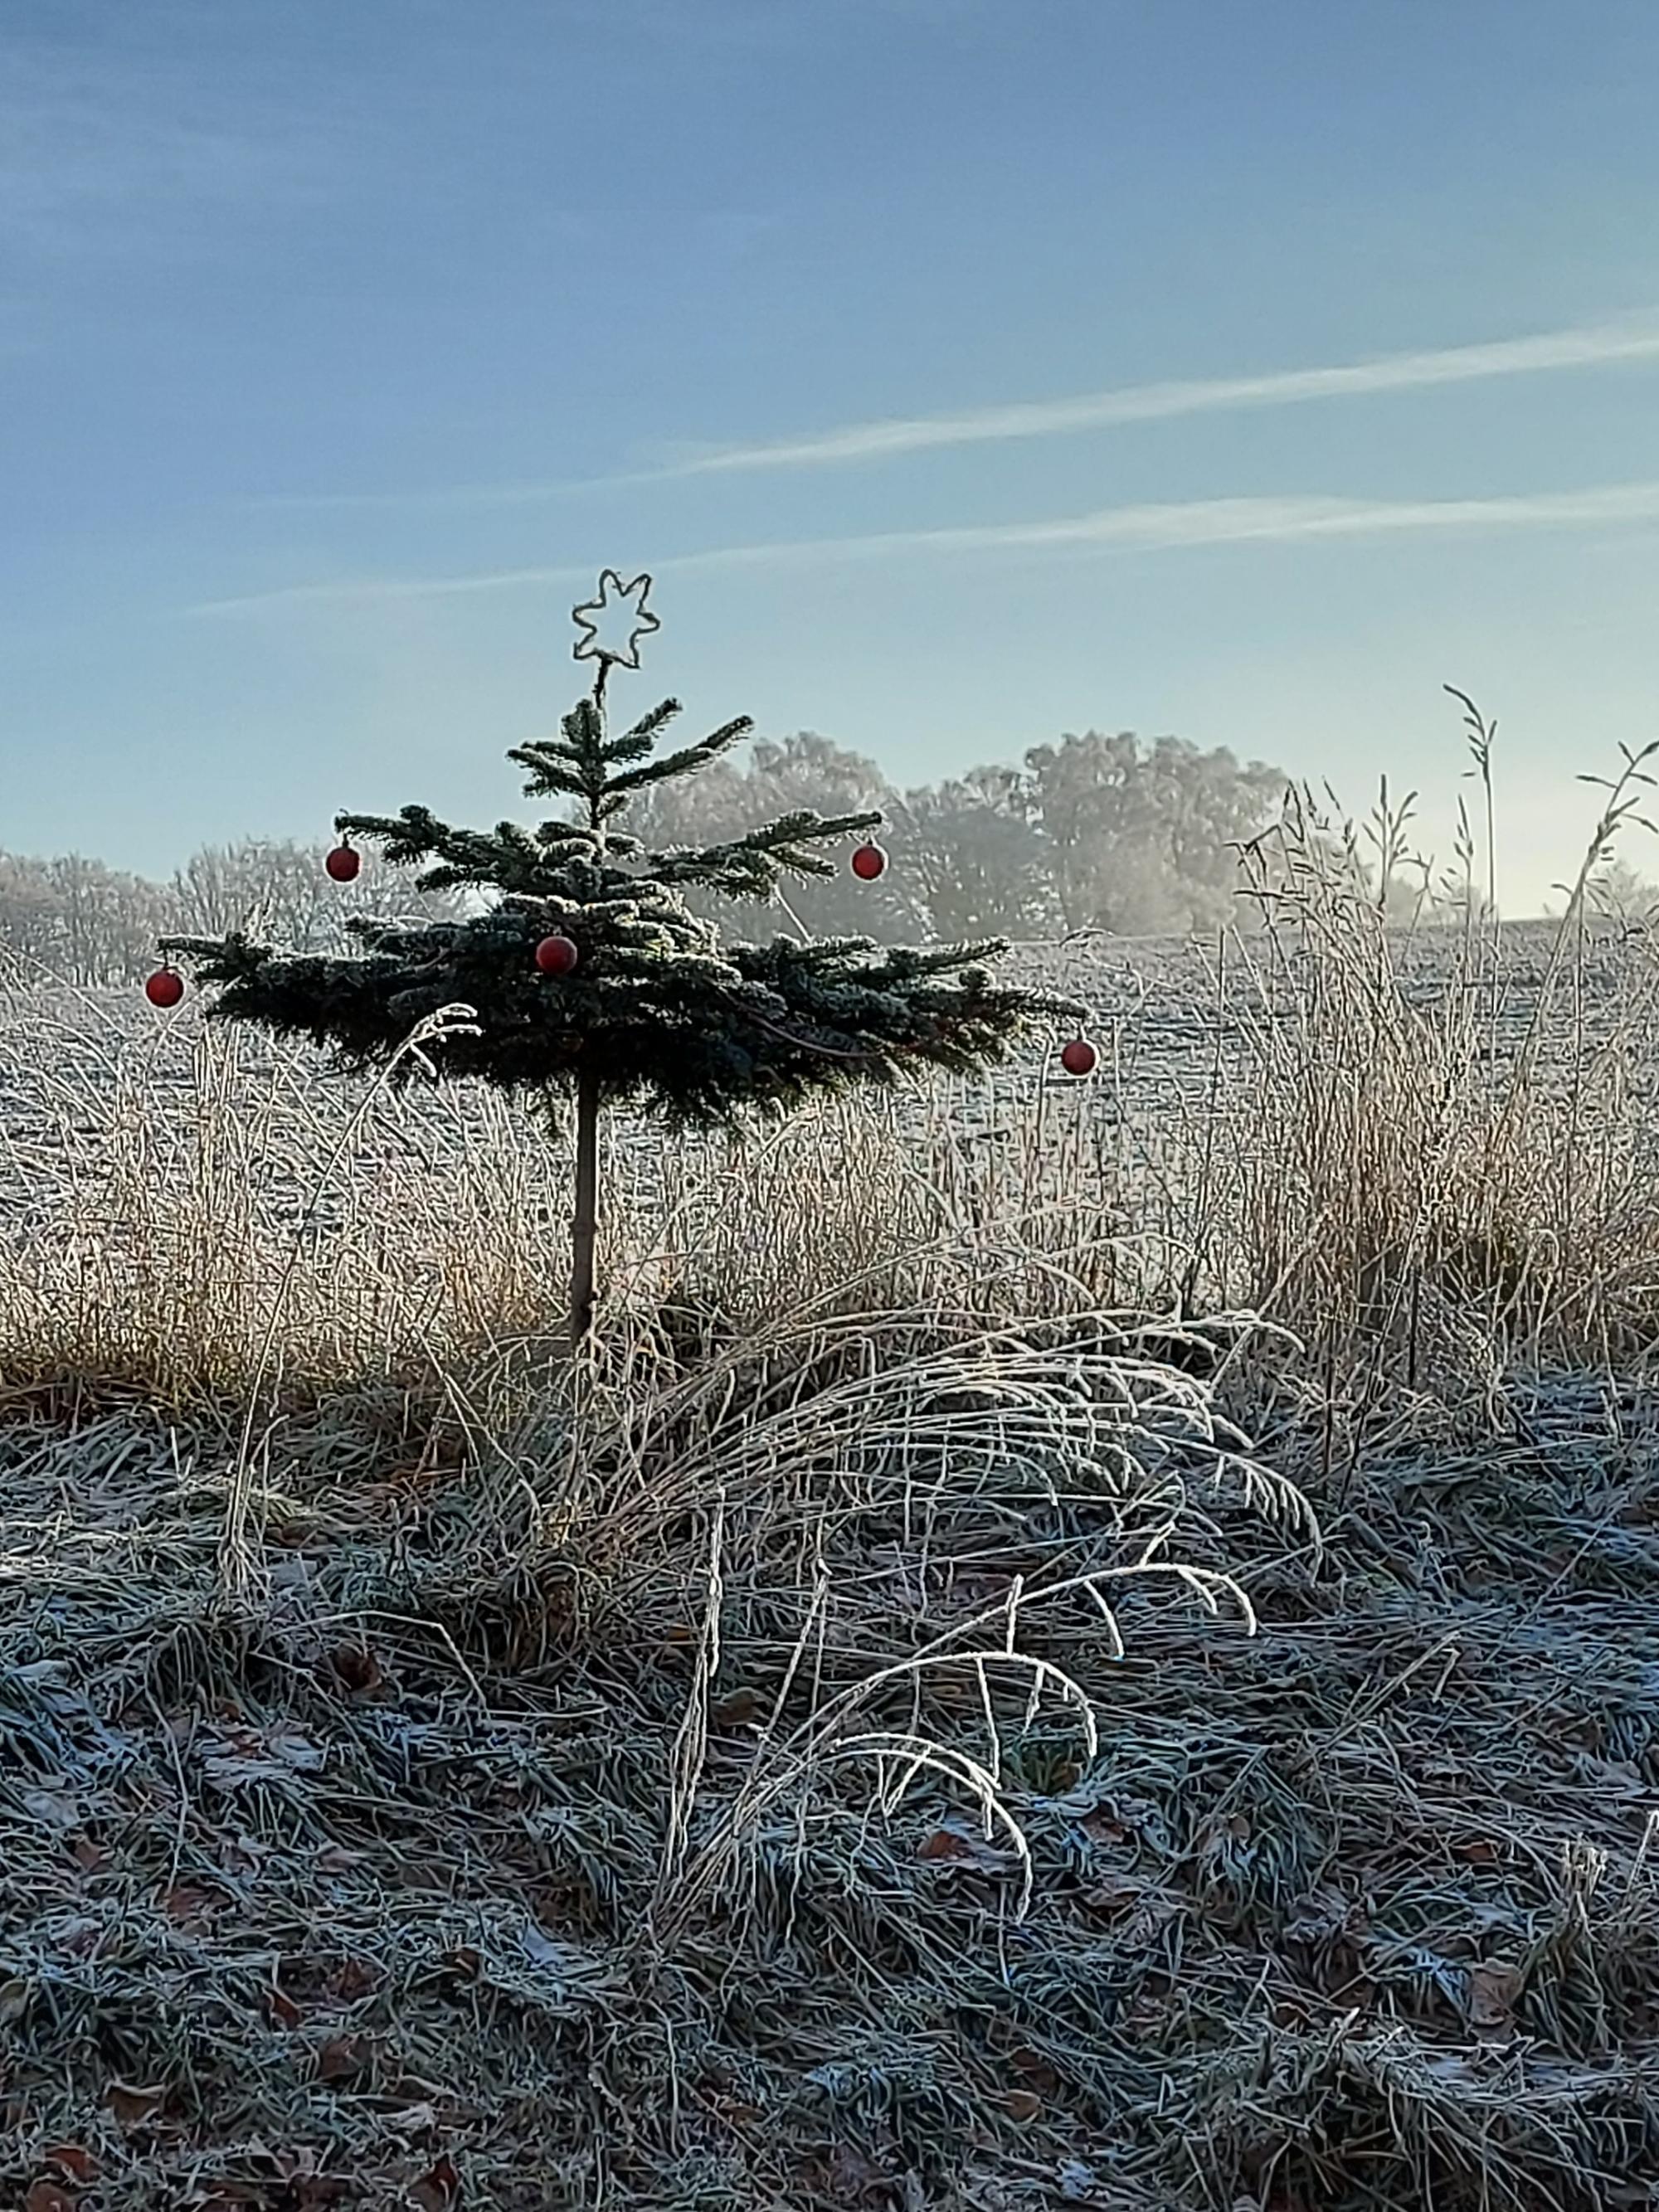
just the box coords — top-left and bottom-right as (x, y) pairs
(668, 314), (1659, 476)
(188, 478), (1659, 615)
(250, 478), (602, 514)
(251, 311), (1659, 510)
(0, 26), (399, 265)
(192, 560), (599, 613)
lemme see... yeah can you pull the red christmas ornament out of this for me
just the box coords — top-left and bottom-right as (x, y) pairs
(1060, 1037), (1097, 1078)
(324, 842), (361, 883)
(851, 841), (887, 881)
(535, 933), (580, 976)
(144, 967), (185, 1009)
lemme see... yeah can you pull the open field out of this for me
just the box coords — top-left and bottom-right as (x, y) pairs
(2, 891), (1659, 2210)
(15, 2), (1659, 2205)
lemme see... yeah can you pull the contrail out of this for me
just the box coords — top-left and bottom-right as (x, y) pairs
(659, 314), (1659, 475)
(189, 478), (1659, 615)
(249, 311), (1659, 510)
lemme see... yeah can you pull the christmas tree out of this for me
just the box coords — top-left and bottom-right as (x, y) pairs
(155, 570), (1088, 1344)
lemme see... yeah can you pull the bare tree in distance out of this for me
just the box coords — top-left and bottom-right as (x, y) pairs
(1588, 854), (1659, 926)
(0, 852), (172, 985)
(2, 726), (1301, 982)
(0, 839), (469, 987)
(171, 839), (468, 950)
(623, 730), (922, 937)
(896, 766), (1062, 941)
(0, 855), (66, 975)
(1023, 730), (1283, 936)
(625, 722), (1294, 943)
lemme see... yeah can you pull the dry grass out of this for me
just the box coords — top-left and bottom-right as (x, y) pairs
(2, 739), (1659, 2210)
(1210, 776), (1659, 1388)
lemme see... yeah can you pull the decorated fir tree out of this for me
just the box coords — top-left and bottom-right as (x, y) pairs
(153, 571), (1092, 1343)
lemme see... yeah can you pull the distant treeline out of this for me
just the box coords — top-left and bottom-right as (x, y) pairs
(2, 727), (1491, 987)
(0, 841), (467, 988)
(588, 727), (1485, 939)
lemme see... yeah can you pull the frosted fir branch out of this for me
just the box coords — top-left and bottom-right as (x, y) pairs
(508, 699), (612, 797)
(651, 809), (883, 898)
(333, 805), (604, 897)
(599, 697), (683, 767)
(601, 717), (756, 799)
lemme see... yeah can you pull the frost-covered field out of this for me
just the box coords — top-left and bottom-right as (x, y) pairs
(3, 920), (1659, 2212)
(2, 917), (1652, 1224)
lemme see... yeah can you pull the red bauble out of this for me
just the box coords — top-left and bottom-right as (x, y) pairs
(535, 933), (580, 976)
(325, 843), (361, 883)
(1060, 1037), (1098, 1077)
(851, 841), (887, 882)
(144, 968), (185, 1009)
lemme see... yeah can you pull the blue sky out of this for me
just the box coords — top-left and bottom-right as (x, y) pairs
(4, 0), (1658, 911)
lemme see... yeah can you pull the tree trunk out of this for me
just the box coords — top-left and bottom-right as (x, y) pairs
(569, 1063), (601, 1347)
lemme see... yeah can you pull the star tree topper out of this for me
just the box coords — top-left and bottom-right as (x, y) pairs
(572, 568), (660, 672)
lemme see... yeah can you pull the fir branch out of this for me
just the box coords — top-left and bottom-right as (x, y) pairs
(602, 717), (755, 799)
(599, 698), (682, 766)
(159, 586), (1094, 1346)
(535, 819), (603, 850)
(652, 809), (883, 898)
(507, 702), (600, 793)
(503, 753), (588, 800)
(334, 805), (601, 896)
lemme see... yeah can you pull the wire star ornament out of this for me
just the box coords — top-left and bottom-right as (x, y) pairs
(572, 569), (660, 672)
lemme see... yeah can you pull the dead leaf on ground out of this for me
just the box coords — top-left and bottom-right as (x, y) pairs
(917, 1817), (1017, 1871)
(332, 1953), (379, 2001)
(1202, 1812), (1253, 1850)
(996, 2088), (1042, 2122)
(295, 2182), (353, 2210)
(317, 2035), (367, 2082)
(407, 2153), (460, 2211)
(1453, 1836), (1500, 1866)
(825, 2144), (890, 2201)
(42, 2146), (98, 2184)
(105, 2081), (166, 2129)
(1467, 1960), (1522, 2035)
(1080, 1811), (1129, 1847)
(1008, 2046), (1063, 2093)
(24, 2180), (77, 2212)
(161, 1882), (221, 1928)
(328, 1645), (383, 1694)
